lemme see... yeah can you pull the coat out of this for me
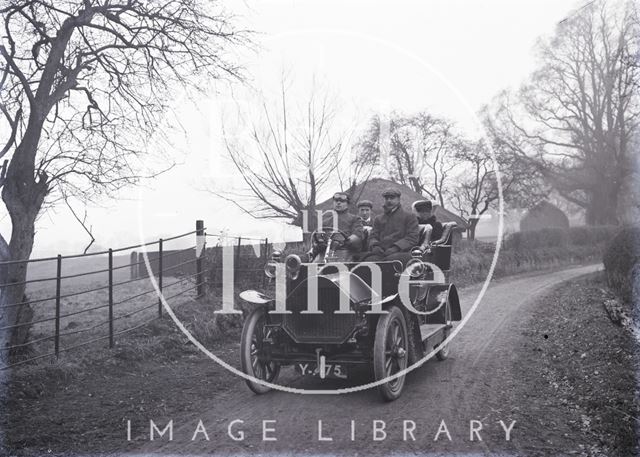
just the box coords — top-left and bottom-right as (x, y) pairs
(417, 215), (444, 241)
(368, 206), (420, 252)
(322, 210), (364, 241)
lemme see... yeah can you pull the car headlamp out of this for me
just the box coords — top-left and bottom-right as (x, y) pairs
(405, 258), (426, 278)
(285, 254), (302, 280)
(264, 261), (278, 278)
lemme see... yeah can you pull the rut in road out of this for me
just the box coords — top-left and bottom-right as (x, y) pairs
(136, 263), (602, 456)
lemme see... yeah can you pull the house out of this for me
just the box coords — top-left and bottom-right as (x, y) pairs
(316, 178), (469, 241)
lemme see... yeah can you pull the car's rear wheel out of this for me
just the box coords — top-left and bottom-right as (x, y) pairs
(240, 308), (280, 394)
(435, 301), (452, 361)
(374, 306), (408, 401)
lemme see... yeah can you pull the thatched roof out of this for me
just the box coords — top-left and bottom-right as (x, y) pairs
(317, 178), (469, 230)
(520, 201), (570, 231)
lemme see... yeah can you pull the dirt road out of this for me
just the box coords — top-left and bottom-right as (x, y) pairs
(135, 264), (602, 456)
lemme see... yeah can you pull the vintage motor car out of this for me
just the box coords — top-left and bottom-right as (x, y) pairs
(238, 222), (462, 401)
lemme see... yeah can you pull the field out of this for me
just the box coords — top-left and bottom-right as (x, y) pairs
(11, 254), (201, 366)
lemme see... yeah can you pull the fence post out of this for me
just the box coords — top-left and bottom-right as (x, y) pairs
(130, 251), (138, 280)
(54, 255), (61, 358)
(235, 237), (242, 280)
(108, 249), (114, 348)
(262, 238), (268, 288)
(158, 238), (163, 317)
(196, 220), (204, 298)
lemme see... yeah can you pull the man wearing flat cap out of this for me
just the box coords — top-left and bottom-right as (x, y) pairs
(357, 199), (373, 228)
(356, 199), (374, 253)
(362, 187), (419, 263)
(412, 199), (444, 241)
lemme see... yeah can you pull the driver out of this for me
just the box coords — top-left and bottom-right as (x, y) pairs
(312, 192), (363, 257)
(362, 188), (419, 264)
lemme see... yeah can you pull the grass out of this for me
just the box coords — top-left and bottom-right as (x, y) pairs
(9, 250), (202, 367)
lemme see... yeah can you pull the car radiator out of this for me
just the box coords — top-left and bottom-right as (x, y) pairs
(283, 284), (357, 343)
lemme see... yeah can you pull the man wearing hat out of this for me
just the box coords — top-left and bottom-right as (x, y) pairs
(319, 191), (364, 254)
(412, 199), (444, 241)
(362, 187), (419, 263)
(357, 200), (374, 228)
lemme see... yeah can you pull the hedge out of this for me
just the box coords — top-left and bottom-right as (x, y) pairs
(504, 225), (618, 250)
(603, 226), (640, 305)
(453, 225), (618, 287)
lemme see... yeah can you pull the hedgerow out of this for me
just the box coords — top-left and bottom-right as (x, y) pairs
(452, 225), (617, 286)
(602, 226), (640, 305)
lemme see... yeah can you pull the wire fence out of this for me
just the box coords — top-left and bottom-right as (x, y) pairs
(1, 221), (308, 370)
(0, 222), (209, 370)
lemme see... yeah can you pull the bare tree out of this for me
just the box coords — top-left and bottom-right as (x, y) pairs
(355, 111), (464, 206)
(216, 78), (345, 232)
(486, 0), (639, 225)
(336, 115), (380, 203)
(451, 139), (547, 240)
(0, 0), (247, 358)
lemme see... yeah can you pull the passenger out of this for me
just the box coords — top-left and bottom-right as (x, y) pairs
(361, 188), (419, 265)
(357, 200), (374, 228)
(412, 200), (444, 241)
(356, 199), (373, 253)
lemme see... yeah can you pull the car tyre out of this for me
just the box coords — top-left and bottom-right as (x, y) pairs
(241, 308), (280, 394)
(435, 301), (452, 361)
(374, 305), (409, 402)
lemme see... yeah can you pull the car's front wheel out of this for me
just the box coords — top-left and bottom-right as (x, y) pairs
(374, 305), (409, 401)
(240, 308), (280, 394)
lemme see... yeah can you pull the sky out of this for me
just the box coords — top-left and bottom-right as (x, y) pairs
(4, 0), (583, 257)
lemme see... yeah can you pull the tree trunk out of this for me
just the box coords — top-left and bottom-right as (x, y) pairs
(0, 128), (48, 364)
(0, 209), (38, 364)
(467, 219), (478, 241)
(585, 186), (620, 226)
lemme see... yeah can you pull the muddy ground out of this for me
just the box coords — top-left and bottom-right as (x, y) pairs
(2, 264), (637, 456)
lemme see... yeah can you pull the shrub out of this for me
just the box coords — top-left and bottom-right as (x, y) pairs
(506, 228), (569, 250)
(505, 225), (617, 251)
(568, 225), (618, 246)
(603, 226), (640, 305)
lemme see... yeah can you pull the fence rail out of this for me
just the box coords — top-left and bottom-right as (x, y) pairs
(1, 220), (308, 370)
(0, 222), (208, 370)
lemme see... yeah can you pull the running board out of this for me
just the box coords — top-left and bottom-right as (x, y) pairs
(419, 323), (450, 351)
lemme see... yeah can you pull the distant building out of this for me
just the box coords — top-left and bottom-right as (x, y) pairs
(519, 201), (570, 232)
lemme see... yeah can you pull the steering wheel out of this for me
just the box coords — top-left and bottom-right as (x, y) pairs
(311, 226), (349, 248)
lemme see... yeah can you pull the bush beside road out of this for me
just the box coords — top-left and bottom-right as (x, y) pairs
(603, 226), (640, 310)
(453, 226), (617, 286)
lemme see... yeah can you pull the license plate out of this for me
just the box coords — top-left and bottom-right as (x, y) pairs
(295, 362), (347, 379)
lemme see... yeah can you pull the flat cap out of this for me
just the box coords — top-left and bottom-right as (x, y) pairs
(357, 199), (373, 208)
(413, 199), (433, 211)
(381, 187), (401, 197)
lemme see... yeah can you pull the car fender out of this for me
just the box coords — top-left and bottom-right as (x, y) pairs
(239, 290), (273, 306)
(448, 284), (462, 321)
(423, 283), (462, 323)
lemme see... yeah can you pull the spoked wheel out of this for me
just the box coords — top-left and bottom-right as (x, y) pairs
(435, 301), (452, 361)
(374, 306), (409, 401)
(240, 308), (280, 394)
